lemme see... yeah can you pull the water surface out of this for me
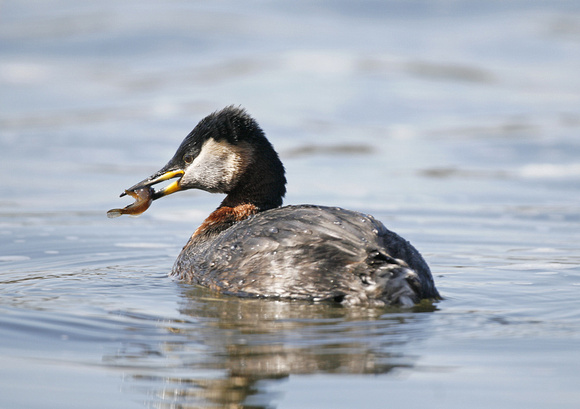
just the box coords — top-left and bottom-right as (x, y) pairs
(1, 1), (580, 408)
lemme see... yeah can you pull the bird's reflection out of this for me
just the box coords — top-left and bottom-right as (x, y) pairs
(113, 285), (436, 409)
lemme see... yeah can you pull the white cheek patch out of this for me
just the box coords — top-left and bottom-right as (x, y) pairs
(182, 138), (253, 192)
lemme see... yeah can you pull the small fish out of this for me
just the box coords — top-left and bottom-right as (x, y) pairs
(107, 187), (154, 218)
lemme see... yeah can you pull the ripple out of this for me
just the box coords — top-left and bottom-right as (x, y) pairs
(115, 242), (173, 248)
(0, 255), (31, 262)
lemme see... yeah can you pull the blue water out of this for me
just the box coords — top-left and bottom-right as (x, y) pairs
(1, 1), (580, 408)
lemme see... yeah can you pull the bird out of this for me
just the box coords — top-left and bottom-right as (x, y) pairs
(114, 106), (440, 307)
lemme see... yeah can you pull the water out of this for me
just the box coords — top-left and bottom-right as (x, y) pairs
(2, 1), (580, 408)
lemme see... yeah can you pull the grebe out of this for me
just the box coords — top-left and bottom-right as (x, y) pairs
(111, 106), (440, 306)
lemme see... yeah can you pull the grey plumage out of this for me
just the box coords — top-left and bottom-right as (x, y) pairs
(173, 205), (439, 306)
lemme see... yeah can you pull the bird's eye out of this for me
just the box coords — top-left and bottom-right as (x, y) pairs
(183, 155), (193, 164)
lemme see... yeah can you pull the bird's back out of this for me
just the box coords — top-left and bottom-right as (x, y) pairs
(172, 205), (439, 306)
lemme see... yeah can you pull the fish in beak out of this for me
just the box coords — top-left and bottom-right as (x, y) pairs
(107, 167), (185, 218)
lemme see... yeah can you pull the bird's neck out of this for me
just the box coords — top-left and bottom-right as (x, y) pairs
(192, 203), (260, 240)
(192, 147), (286, 240)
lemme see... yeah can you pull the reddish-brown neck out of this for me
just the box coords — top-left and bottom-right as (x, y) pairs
(192, 203), (259, 239)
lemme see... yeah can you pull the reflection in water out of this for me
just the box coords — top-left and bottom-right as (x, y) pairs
(107, 285), (437, 408)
